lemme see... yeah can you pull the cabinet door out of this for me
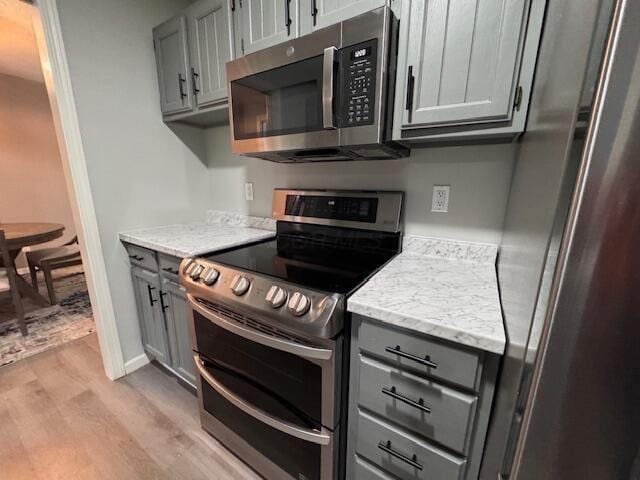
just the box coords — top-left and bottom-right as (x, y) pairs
(162, 279), (197, 387)
(153, 15), (194, 115)
(186, 0), (234, 108)
(401, 0), (527, 128)
(240, 0), (298, 55)
(131, 267), (170, 365)
(306, 0), (385, 31)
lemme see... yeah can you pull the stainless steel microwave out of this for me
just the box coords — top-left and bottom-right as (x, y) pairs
(226, 7), (408, 162)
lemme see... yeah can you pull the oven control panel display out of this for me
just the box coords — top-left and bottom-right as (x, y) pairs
(340, 39), (377, 128)
(285, 195), (378, 223)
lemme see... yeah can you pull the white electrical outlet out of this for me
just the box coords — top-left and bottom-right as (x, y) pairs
(244, 182), (254, 201)
(431, 185), (450, 213)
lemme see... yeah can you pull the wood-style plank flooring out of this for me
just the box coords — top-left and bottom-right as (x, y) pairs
(0, 334), (261, 480)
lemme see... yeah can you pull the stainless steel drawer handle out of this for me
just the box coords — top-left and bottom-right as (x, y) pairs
(385, 345), (438, 369)
(129, 254), (144, 261)
(381, 386), (431, 414)
(162, 267), (179, 275)
(377, 441), (423, 470)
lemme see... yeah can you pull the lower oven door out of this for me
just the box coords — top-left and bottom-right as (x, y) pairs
(188, 294), (341, 480)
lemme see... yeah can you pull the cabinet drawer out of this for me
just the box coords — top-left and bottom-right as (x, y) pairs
(124, 243), (158, 272)
(354, 455), (395, 480)
(158, 253), (182, 280)
(356, 410), (466, 480)
(356, 316), (482, 390)
(358, 355), (476, 454)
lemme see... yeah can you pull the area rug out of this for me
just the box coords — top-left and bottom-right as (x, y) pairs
(0, 266), (95, 368)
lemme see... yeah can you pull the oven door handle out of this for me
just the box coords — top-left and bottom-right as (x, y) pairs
(194, 354), (332, 445)
(322, 46), (337, 129)
(187, 294), (333, 361)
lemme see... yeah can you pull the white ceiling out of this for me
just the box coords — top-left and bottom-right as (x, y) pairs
(0, 0), (44, 83)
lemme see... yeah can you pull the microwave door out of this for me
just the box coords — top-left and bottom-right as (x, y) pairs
(231, 55), (326, 140)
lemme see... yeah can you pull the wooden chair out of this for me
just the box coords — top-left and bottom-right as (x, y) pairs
(0, 229), (28, 335)
(27, 236), (83, 305)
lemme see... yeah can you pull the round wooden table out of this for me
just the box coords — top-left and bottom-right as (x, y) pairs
(1, 223), (65, 335)
(2, 222), (65, 252)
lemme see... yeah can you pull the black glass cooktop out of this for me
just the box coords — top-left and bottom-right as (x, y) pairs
(204, 227), (400, 295)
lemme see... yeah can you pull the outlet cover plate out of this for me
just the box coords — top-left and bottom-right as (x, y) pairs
(245, 182), (254, 201)
(432, 185), (450, 213)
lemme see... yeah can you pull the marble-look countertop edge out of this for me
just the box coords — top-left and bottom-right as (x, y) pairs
(348, 299), (506, 355)
(118, 230), (275, 258)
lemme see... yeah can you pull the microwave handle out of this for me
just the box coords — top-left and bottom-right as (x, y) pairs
(322, 46), (337, 129)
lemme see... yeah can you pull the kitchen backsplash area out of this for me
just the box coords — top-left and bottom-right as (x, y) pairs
(203, 125), (517, 245)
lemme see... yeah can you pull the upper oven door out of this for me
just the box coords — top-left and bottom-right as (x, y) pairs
(227, 25), (341, 155)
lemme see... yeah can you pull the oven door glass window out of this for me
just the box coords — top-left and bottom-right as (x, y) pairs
(230, 55), (324, 140)
(193, 310), (325, 479)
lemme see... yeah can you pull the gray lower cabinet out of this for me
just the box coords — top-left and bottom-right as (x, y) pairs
(347, 314), (500, 480)
(125, 243), (195, 388)
(393, 0), (546, 142)
(162, 278), (197, 386)
(130, 266), (170, 365)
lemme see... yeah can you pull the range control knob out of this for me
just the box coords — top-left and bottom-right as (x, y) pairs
(230, 274), (250, 296)
(189, 264), (205, 280)
(287, 292), (311, 316)
(265, 286), (287, 308)
(183, 258), (196, 274)
(202, 268), (220, 286)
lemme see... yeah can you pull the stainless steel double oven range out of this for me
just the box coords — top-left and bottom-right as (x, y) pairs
(226, 7), (408, 162)
(180, 190), (403, 480)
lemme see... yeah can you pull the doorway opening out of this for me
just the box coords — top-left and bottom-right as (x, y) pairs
(0, 0), (98, 368)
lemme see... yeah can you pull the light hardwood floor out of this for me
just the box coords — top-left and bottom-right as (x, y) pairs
(0, 333), (261, 480)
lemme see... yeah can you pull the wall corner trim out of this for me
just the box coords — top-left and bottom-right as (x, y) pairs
(34, 0), (126, 380)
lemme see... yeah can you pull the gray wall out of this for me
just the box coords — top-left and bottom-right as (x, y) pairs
(205, 126), (516, 244)
(56, 0), (210, 362)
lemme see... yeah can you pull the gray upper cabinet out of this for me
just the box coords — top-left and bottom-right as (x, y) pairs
(186, 0), (233, 108)
(402, 0), (527, 128)
(305, 0), (385, 30)
(162, 278), (197, 387)
(153, 16), (193, 115)
(131, 266), (170, 365)
(239, 0), (298, 55)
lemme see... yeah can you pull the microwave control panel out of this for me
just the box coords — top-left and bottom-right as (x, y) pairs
(340, 39), (378, 128)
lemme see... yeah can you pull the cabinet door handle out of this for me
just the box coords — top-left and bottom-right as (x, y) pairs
(163, 267), (179, 275)
(284, 0), (292, 36)
(191, 67), (200, 95)
(377, 441), (423, 470)
(382, 386), (431, 414)
(147, 285), (158, 306)
(129, 254), (144, 261)
(405, 65), (415, 119)
(311, 0), (318, 26)
(385, 345), (437, 369)
(178, 73), (187, 99)
(159, 291), (169, 311)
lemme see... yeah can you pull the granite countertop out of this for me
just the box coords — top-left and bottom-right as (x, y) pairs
(118, 211), (276, 258)
(348, 235), (506, 355)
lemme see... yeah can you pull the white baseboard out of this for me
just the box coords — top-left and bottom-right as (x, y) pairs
(124, 352), (150, 375)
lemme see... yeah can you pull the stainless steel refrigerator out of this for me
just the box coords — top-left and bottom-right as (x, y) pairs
(480, 0), (640, 478)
